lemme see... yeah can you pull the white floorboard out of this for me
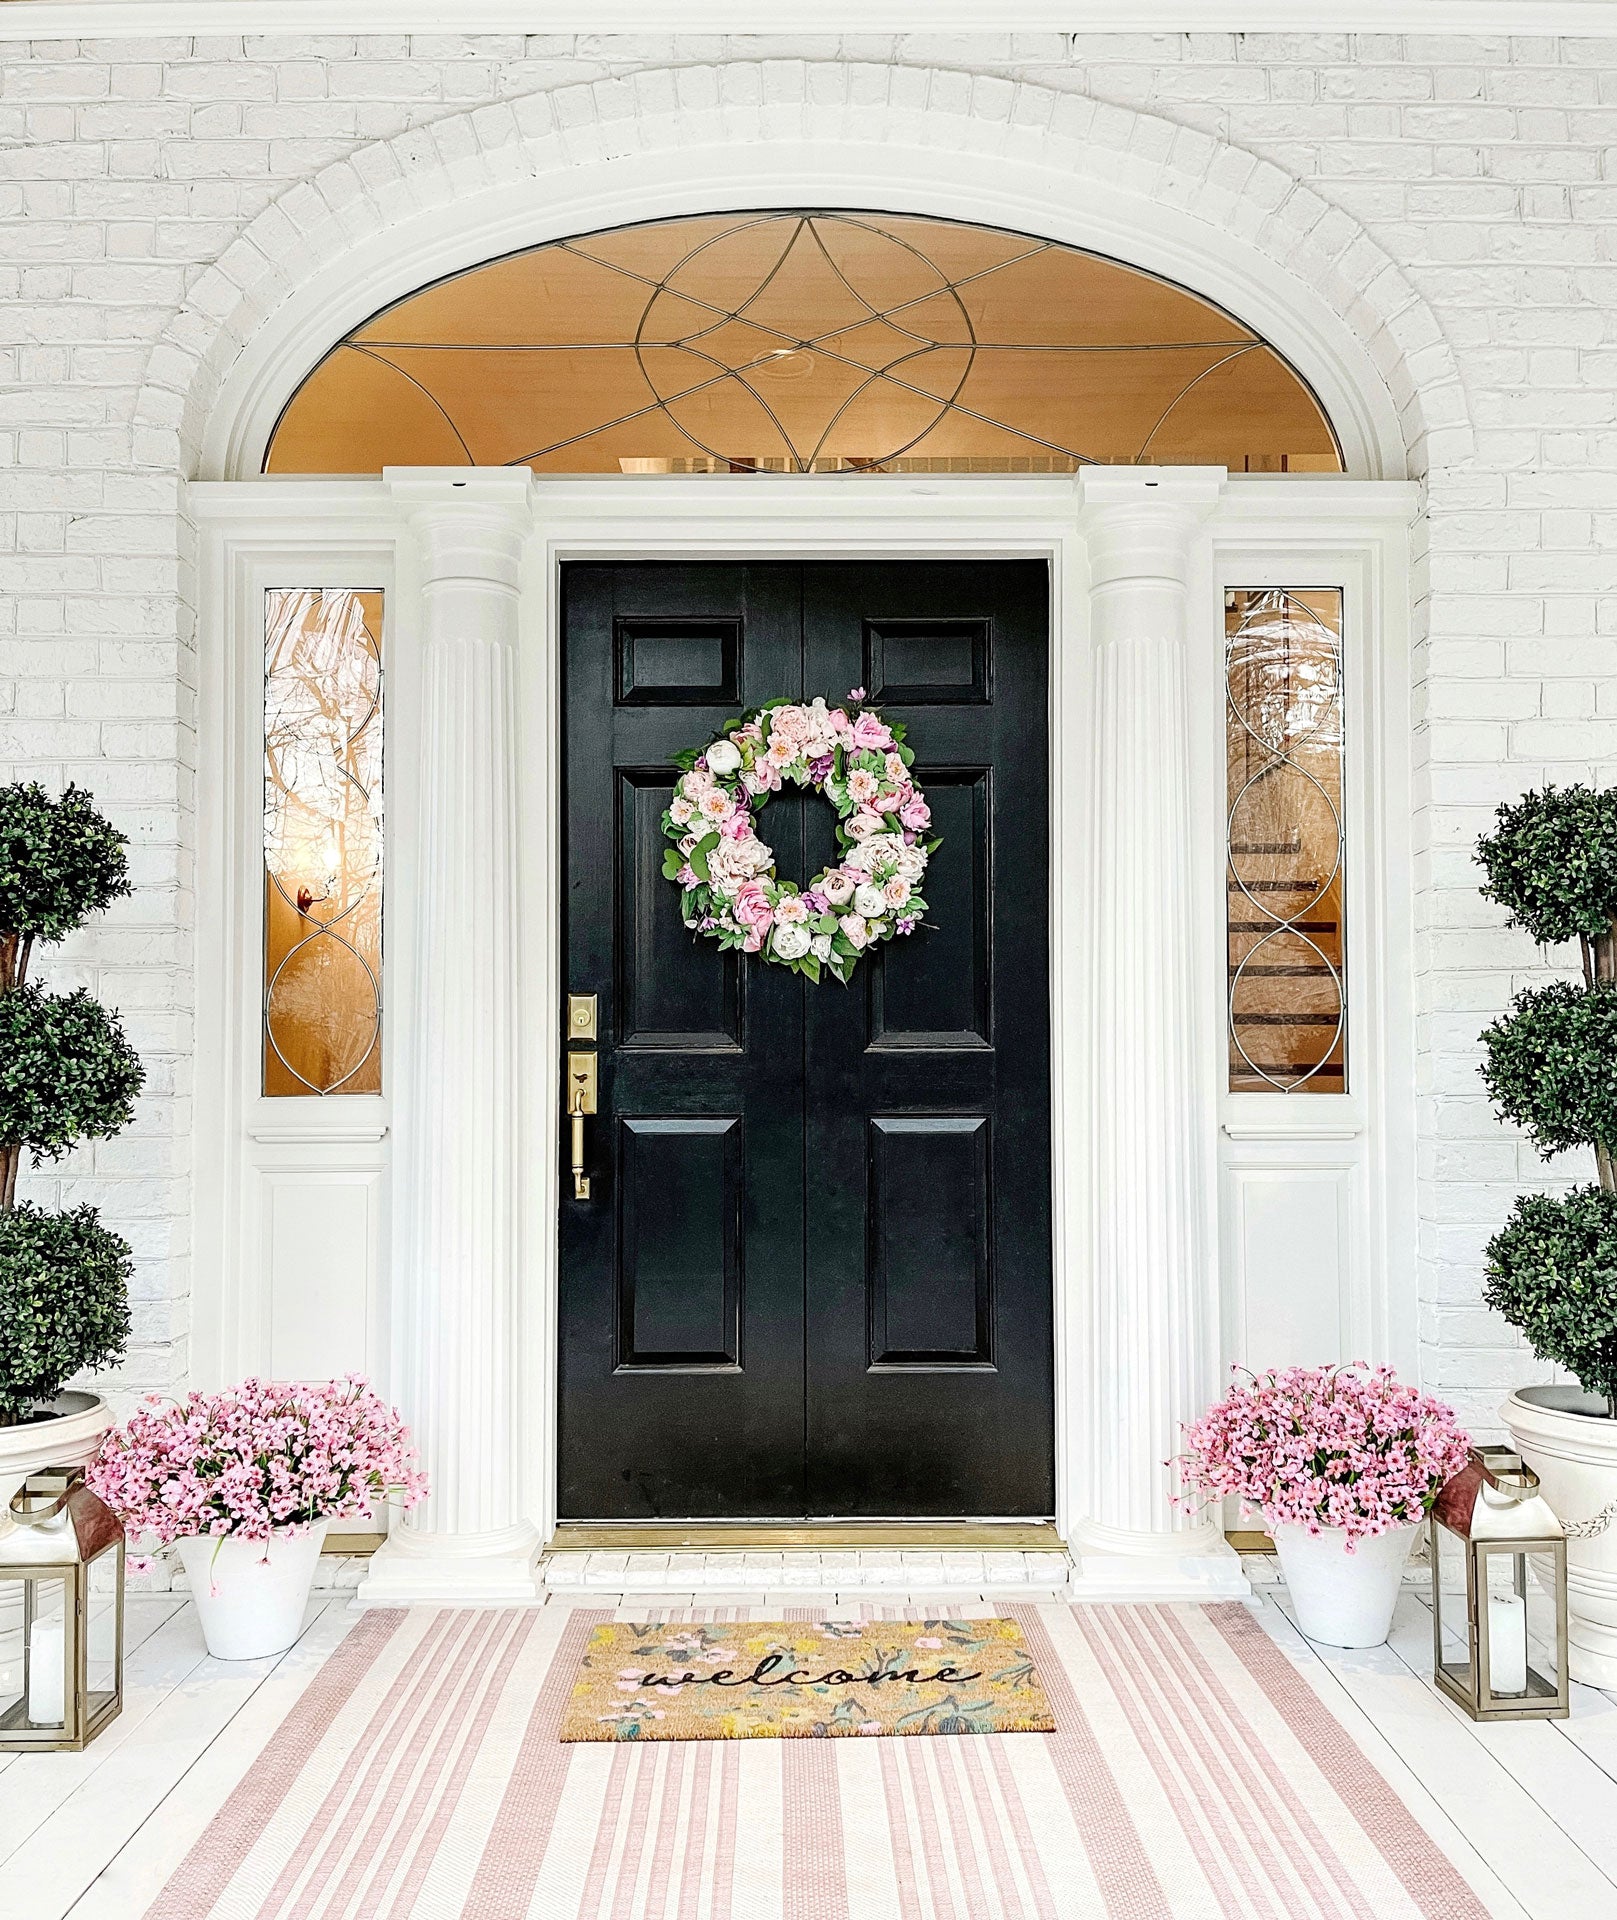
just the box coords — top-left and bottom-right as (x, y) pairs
(0, 1576), (1605, 1919)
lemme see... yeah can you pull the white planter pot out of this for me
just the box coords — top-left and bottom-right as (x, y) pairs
(1272, 1521), (1418, 1648)
(1502, 1385), (1617, 1689)
(174, 1521), (329, 1660)
(0, 1391), (113, 1514)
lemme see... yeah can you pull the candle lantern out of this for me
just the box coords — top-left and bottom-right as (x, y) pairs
(0, 1468), (125, 1752)
(1429, 1444), (1569, 1723)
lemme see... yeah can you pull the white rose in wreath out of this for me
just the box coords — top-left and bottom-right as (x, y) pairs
(705, 738), (743, 777)
(772, 922), (812, 961)
(853, 882), (887, 920)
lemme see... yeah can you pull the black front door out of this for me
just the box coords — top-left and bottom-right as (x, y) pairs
(559, 560), (1052, 1519)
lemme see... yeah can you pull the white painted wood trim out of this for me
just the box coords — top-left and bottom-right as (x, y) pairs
(192, 468), (1417, 1602)
(193, 533), (398, 1396)
(6, 2), (1616, 39)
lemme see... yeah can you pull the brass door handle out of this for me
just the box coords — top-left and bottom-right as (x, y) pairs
(567, 1051), (597, 1200)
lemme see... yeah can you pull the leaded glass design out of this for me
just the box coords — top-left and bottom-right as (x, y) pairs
(263, 589), (384, 1097)
(1225, 588), (1346, 1094)
(265, 211), (1341, 477)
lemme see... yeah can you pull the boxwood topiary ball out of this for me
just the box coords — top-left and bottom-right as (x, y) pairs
(0, 1202), (132, 1422)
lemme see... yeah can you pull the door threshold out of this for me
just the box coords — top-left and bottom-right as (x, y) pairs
(546, 1521), (1064, 1553)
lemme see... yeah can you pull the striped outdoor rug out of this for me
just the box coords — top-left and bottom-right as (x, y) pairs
(144, 1601), (1488, 1919)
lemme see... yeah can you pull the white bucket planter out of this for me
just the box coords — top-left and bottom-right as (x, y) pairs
(0, 1391), (113, 1513)
(174, 1520), (329, 1660)
(1503, 1385), (1617, 1689)
(1272, 1521), (1419, 1648)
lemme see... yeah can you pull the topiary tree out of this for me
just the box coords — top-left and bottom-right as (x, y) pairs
(1477, 785), (1617, 1417)
(0, 784), (141, 1424)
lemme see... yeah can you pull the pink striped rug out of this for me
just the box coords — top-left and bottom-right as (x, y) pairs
(144, 1602), (1489, 1920)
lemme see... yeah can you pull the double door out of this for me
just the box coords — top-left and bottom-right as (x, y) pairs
(558, 560), (1052, 1519)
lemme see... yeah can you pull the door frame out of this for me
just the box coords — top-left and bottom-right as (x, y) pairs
(191, 468), (1419, 1565)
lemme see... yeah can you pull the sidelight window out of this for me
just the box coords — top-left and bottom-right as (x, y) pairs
(263, 210), (1341, 479)
(1224, 587), (1346, 1094)
(262, 588), (385, 1096)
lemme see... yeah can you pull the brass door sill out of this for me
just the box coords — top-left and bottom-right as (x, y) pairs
(547, 1521), (1065, 1553)
(1226, 1530), (1275, 1553)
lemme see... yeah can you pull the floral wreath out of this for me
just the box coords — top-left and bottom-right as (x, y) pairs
(662, 690), (936, 984)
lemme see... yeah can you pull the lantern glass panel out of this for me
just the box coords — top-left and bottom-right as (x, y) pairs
(1431, 1518), (1473, 1699)
(0, 1571), (72, 1737)
(87, 1544), (121, 1713)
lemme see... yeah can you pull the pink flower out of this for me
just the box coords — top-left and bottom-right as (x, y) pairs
(84, 1376), (428, 1551)
(1173, 1364), (1470, 1548)
(742, 928), (764, 953)
(852, 713), (893, 750)
(732, 881), (774, 933)
(899, 797), (931, 830)
(829, 709), (853, 739)
(720, 812), (752, 840)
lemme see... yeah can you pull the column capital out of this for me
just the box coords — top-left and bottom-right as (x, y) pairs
(1075, 466), (1227, 517)
(386, 467), (533, 598)
(1077, 466), (1225, 592)
(383, 466), (535, 515)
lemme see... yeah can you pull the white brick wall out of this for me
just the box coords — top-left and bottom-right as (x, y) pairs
(3, 31), (1615, 1433)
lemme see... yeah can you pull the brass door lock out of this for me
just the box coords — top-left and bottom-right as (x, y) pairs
(567, 1049), (597, 1200)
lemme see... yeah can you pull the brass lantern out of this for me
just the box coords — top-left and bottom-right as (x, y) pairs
(0, 1468), (125, 1752)
(1429, 1444), (1569, 1723)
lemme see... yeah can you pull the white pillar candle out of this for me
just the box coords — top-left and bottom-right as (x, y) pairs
(27, 1616), (65, 1725)
(1487, 1592), (1529, 1696)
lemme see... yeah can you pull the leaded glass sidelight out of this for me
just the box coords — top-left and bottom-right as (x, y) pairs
(263, 589), (384, 1097)
(264, 210), (1342, 477)
(1225, 588), (1346, 1094)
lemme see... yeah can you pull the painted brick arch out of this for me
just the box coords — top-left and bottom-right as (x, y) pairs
(135, 60), (1470, 480)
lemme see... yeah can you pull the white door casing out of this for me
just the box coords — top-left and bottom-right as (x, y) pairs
(191, 468), (1417, 1602)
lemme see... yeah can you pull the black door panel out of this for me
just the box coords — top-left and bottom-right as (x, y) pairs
(559, 559), (1052, 1519)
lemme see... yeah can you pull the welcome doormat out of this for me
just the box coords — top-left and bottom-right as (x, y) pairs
(557, 1617), (1056, 1741)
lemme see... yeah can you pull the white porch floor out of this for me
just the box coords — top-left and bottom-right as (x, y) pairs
(4, 1558), (1617, 1920)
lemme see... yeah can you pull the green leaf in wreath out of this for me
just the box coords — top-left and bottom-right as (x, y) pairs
(800, 956), (821, 983)
(662, 849), (684, 879)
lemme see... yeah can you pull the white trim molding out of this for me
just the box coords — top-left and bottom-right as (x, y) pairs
(7, 4), (1617, 39)
(190, 467), (1418, 1604)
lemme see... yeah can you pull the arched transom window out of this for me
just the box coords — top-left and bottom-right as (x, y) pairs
(266, 210), (1342, 477)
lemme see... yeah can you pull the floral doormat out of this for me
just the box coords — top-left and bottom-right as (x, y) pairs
(557, 1617), (1055, 1741)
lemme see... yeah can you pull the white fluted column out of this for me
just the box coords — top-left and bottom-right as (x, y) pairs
(360, 470), (539, 1606)
(1068, 470), (1246, 1599)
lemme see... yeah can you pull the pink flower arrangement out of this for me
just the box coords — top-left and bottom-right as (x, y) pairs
(1174, 1363), (1470, 1546)
(86, 1375), (428, 1550)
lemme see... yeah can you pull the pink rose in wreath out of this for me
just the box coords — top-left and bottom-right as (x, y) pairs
(732, 881), (774, 934)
